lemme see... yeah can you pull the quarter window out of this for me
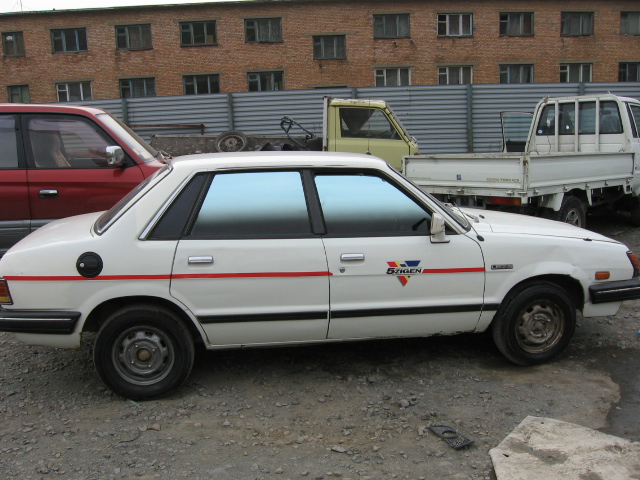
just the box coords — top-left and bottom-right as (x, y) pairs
(248, 71), (283, 91)
(621, 12), (640, 35)
(191, 172), (311, 238)
(313, 35), (346, 60)
(499, 64), (533, 84)
(375, 68), (410, 87)
(438, 66), (473, 85)
(499, 13), (533, 36)
(373, 14), (410, 39)
(560, 63), (592, 82)
(183, 74), (220, 95)
(56, 82), (92, 102)
(437, 13), (473, 37)
(619, 63), (640, 82)
(2, 31), (25, 56)
(314, 174), (431, 236)
(51, 28), (87, 53)
(8, 85), (29, 103)
(180, 21), (216, 46)
(120, 78), (156, 98)
(116, 24), (152, 50)
(561, 12), (594, 36)
(245, 18), (282, 43)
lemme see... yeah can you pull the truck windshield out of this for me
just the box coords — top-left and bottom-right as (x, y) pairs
(96, 113), (161, 163)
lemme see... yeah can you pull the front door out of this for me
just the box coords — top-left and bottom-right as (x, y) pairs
(312, 172), (486, 339)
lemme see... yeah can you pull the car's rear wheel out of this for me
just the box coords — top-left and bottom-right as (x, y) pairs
(94, 304), (194, 400)
(492, 283), (575, 365)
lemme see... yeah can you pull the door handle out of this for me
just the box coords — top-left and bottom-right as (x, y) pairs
(341, 253), (365, 261)
(39, 189), (59, 199)
(188, 256), (213, 264)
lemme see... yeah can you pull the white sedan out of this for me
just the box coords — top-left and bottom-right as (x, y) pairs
(1, 152), (639, 400)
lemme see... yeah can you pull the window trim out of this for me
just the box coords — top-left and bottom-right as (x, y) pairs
(51, 27), (88, 54)
(437, 13), (473, 37)
(559, 63), (593, 83)
(499, 64), (534, 84)
(7, 84), (30, 103)
(119, 77), (157, 98)
(180, 20), (217, 47)
(56, 81), (93, 102)
(247, 70), (284, 92)
(244, 17), (283, 44)
(560, 11), (594, 37)
(499, 12), (534, 37)
(2, 31), (25, 57)
(438, 65), (474, 85)
(619, 62), (640, 82)
(374, 67), (411, 87)
(183, 74), (221, 95)
(313, 34), (347, 60)
(373, 13), (411, 39)
(621, 11), (640, 36)
(115, 24), (153, 51)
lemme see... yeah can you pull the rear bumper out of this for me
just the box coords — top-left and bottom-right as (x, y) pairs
(589, 278), (640, 304)
(0, 310), (81, 335)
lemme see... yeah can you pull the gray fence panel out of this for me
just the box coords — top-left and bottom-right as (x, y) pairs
(583, 82), (640, 99)
(67, 98), (124, 118)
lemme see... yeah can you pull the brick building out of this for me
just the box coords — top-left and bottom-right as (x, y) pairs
(1, 0), (639, 103)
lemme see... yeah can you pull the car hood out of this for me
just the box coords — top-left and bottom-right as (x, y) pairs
(459, 208), (618, 243)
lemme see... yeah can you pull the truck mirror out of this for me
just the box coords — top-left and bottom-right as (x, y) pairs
(105, 146), (125, 167)
(430, 213), (450, 244)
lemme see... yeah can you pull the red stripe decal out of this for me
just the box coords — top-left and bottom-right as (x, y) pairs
(422, 268), (485, 274)
(4, 271), (333, 281)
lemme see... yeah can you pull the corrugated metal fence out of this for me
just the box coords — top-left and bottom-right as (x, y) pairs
(73, 82), (640, 154)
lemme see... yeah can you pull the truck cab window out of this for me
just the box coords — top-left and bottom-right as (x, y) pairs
(600, 102), (623, 134)
(628, 104), (640, 138)
(340, 108), (400, 140)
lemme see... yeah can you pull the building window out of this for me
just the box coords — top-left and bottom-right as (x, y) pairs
(375, 68), (410, 87)
(183, 74), (220, 94)
(438, 66), (473, 85)
(500, 13), (533, 36)
(2, 31), (25, 56)
(51, 28), (87, 53)
(8, 85), (29, 103)
(313, 35), (346, 59)
(248, 71), (283, 91)
(561, 12), (594, 36)
(619, 63), (640, 82)
(621, 12), (640, 35)
(116, 24), (152, 50)
(560, 63), (592, 82)
(373, 14), (410, 39)
(437, 13), (473, 37)
(499, 64), (533, 83)
(56, 82), (92, 102)
(120, 78), (156, 98)
(180, 21), (216, 46)
(245, 18), (282, 43)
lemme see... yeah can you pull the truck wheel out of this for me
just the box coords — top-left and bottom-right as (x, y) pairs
(555, 196), (586, 227)
(492, 283), (575, 366)
(94, 304), (195, 400)
(215, 131), (247, 152)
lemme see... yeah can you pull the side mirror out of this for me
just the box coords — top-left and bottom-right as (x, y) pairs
(105, 146), (125, 167)
(430, 213), (450, 244)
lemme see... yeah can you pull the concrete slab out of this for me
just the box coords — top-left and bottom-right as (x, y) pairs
(490, 416), (640, 480)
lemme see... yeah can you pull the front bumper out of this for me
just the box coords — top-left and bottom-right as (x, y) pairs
(0, 310), (81, 335)
(589, 278), (640, 304)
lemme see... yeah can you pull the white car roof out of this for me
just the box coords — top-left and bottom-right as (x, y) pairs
(168, 151), (391, 173)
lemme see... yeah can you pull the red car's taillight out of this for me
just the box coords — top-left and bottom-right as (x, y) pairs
(627, 251), (640, 278)
(0, 278), (13, 305)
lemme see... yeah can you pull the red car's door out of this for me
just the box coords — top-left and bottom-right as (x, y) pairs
(22, 114), (146, 223)
(0, 114), (30, 255)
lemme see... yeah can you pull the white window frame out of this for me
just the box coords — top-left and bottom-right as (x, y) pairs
(438, 66), (473, 85)
(56, 81), (92, 102)
(621, 12), (640, 35)
(437, 13), (473, 37)
(375, 67), (411, 87)
(499, 64), (534, 84)
(559, 63), (593, 83)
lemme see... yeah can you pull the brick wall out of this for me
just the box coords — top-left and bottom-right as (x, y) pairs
(1, 0), (639, 102)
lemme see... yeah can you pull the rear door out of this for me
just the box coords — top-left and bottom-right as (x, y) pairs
(22, 114), (146, 225)
(0, 114), (30, 255)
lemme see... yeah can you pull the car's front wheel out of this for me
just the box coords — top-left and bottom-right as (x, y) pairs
(492, 283), (576, 365)
(94, 304), (195, 400)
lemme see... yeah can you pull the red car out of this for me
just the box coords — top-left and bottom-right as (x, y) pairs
(0, 104), (166, 256)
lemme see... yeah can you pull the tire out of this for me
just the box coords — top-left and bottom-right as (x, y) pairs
(94, 304), (195, 400)
(555, 196), (586, 227)
(215, 131), (248, 152)
(491, 283), (576, 366)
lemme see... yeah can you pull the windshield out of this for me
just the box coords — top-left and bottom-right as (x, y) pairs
(94, 165), (171, 234)
(385, 104), (414, 142)
(97, 113), (161, 163)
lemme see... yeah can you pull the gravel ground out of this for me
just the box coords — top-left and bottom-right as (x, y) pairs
(1, 211), (639, 480)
